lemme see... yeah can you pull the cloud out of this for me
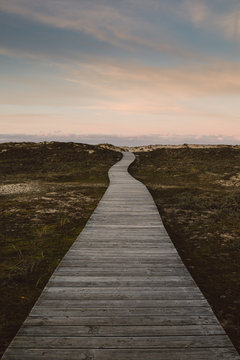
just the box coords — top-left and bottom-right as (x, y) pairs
(0, 46), (55, 62)
(178, 0), (240, 40)
(2, 0), (239, 67)
(64, 60), (240, 102)
(216, 8), (240, 40)
(180, 0), (208, 24)
(0, 1), (159, 49)
(2, 57), (240, 118)
(0, 0), (198, 57)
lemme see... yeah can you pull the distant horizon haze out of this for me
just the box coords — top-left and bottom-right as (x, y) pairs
(0, 133), (239, 147)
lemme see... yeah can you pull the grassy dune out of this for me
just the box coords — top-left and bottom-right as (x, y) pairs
(1, 142), (240, 355)
(0, 142), (121, 357)
(130, 146), (240, 353)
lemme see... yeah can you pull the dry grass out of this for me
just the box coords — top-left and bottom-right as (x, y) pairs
(130, 146), (240, 354)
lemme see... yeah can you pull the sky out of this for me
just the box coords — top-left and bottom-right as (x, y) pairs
(1, 0), (240, 145)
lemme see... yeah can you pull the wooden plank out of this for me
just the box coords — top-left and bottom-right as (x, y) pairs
(48, 277), (195, 287)
(35, 299), (209, 308)
(40, 287), (204, 300)
(19, 324), (225, 336)
(30, 306), (213, 317)
(60, 259), (184, 266)
(10, 335), (233, 348)
(62, 255), (180, 260)
(58, 262), (184, 268)
(66, 249), (178, 254)
(55, 267), (189, 276)
(71, 244), (173, 248)
(25, 315), (219, 326)
(3, 348), (240, 360)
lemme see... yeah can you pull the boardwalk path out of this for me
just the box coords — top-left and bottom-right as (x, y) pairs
(3, 152), (240, 359)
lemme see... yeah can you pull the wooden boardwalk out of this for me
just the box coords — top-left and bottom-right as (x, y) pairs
(3, 152), (240, 359)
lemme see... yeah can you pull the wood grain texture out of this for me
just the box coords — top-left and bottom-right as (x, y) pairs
(2, 152), (239, 359)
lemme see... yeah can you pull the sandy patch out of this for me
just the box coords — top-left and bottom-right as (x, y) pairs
(216, 173), (240, 187)
(0, 182), (41, 195)
(36, 209), (58, 214)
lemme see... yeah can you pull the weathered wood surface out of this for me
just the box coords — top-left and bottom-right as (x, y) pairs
(3, 152), (240, 359)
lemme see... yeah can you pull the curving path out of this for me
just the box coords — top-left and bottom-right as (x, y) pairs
(3, 152), (240, 359)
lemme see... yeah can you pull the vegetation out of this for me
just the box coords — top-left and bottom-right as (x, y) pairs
(2, 142), (240, 355)
(130, 146), (240, 353)
(0, 141), (121, 357)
